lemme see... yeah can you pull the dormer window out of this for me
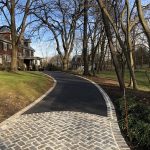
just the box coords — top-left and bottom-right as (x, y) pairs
(3, 42), (7, 51)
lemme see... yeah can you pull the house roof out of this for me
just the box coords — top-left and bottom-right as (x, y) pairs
(20, 44), (35, 52)
(0, 26), (35, 52)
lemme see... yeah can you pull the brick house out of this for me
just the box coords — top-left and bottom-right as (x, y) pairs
(0, 26), (41, 70)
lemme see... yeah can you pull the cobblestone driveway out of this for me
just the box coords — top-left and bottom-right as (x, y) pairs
(0, 112), (119, 150)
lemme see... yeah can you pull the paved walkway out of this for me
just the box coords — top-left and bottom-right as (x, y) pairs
(0, 71), (129, 150)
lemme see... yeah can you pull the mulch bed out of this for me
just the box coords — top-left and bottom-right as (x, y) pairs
(88, 76), (150, 105)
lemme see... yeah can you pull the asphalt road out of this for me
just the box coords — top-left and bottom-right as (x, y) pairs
(25, 71), (107, 116)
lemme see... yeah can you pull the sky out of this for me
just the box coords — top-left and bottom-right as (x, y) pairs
(29, 0), (150, 58)
(31, 40), (56, 58)
(0, 0), (149, 58)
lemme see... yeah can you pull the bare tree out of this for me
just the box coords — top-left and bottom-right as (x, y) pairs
(96, 0), (139, 89)
(121, 0), (139, 88)
(32, 0), (83, 70)
(101, 8), (125, 91)
(82, 0), (90, 75)
(0, 0), (32, 71)
(136, 0), (150, 67)
(87, 4), (105, 75)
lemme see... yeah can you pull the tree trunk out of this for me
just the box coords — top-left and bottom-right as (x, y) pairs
(83, 0), (89, 75)
(62, 57), (68, 71)
(10, 0), (17, 72)
(102, 10), (125, 91)
(98, 35), (106, 71)
(148, 42), (150, 68)
(11, 44), (18, 71)
(136, 0), (150, 67)
(97, 0), (137, 89)
(128, 40), (137, 89)
(91, 52), (96, 76)
(126, 0), (137, 89)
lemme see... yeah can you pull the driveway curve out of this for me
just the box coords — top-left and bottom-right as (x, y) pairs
(25, 71), (107, 116)
(0, 71), (129, 150)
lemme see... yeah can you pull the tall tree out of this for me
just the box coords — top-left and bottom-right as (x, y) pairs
(0, 0), (31, 71)
(101, 7), (125, 91)
(136, 0), (150, 68)
(121, 0), (138, 88)
(88, 4), (105, 75)
(96, 0), (138, 89)
(32, 0), (82, 70)
(83, 0), (89, 75)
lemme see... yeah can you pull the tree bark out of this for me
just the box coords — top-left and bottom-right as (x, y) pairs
(102, 10), (125, 91)
(10, 0), (17, 71)
(125, 0), (137, 89)
(97, 0), (138, 89)
(62, 57), (68, 71)
(83, 0), (89, 75)
(98, 35), (106, 71)
(136, 0), (150, 67)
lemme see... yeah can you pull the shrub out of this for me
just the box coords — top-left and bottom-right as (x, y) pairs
(115, 97), (150, 149)
(46, 64), (62, 71)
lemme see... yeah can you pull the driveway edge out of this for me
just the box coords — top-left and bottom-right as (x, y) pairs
(75, 75), (130, 150)
(0, 73), (57, 129)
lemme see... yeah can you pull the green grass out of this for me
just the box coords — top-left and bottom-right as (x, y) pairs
(96, 70), (150, 91)
(0, 71), (53, 122)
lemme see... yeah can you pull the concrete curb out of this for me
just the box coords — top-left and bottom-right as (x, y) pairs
(0, 73), (57, 129)
(74, 74), (130, 150)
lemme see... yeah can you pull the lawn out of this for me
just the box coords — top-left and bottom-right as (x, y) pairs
(96, 70), (150, 91)
(0, 71), (53, 122)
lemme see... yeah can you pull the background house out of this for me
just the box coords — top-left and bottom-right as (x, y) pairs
(71, 55), (83, 70)
(0, 26), (41, 70)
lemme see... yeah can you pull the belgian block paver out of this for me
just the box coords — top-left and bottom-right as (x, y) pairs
(0, 71), (130, 150)
(1, 112), (118, 150)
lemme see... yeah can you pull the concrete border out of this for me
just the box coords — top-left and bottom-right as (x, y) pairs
(0, 73), (57, 129)
(74, 74), (130, 150)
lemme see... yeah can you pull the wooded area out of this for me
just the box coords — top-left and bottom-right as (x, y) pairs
(0, 1), (150, 149)
(0, 0), (149, 91)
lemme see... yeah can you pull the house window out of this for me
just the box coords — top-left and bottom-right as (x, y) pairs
(0, 55), (2, 64)
(18, 52), (22, 57)
(6, 55), (11, 62)
(3, 42), (7, 51)
(29, 50), (31, 57)
(8, 44), (12, 49)
(23, 49), (26, 56)
(0, 42), (2, 51)
(31, 51), (34, 56)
